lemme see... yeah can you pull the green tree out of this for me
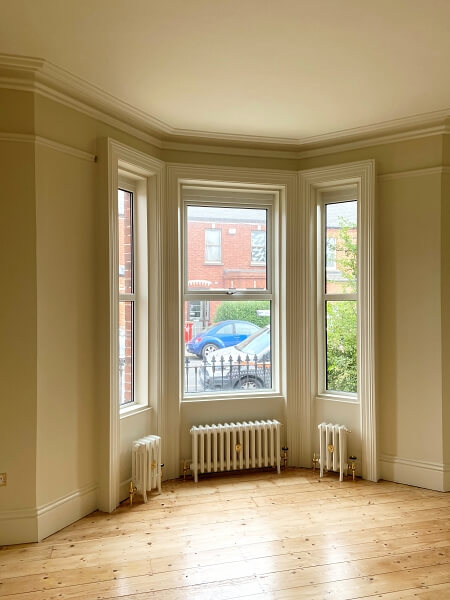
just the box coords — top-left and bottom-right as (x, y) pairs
(326, 218), (357, 393)
(213, 301), (270, 328)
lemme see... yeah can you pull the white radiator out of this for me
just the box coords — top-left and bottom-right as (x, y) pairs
(132, 435), (162, 502)
(318, 422), (349, 482)
(190, 420), (281, 483)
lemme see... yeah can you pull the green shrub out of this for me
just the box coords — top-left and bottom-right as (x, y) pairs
(213, 301), (270, 328)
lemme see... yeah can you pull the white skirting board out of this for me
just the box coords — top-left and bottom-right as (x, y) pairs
(0, 482), (98, 545)
(380, 454), (450, 492)
(0, 507), (38, 546)
(37, 482), (98, 541)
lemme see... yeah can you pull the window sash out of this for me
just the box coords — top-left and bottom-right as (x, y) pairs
(183, 194), (273, 296)
(318, 197), (358, 399)
(117, 186), (136, 406)
(251, 230), (266, 264)
(181, 184), (278, 399)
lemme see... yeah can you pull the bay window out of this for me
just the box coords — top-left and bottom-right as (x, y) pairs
(182, 185), (279, 398)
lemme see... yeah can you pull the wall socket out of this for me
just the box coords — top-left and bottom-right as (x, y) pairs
(0, 473), (7, 486)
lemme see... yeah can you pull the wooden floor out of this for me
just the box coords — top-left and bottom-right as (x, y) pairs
(1, 469), (449, 600)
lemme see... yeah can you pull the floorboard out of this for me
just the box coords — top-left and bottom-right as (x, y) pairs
(0, 469), (449, 600)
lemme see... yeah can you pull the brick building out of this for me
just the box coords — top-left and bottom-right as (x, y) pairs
(118, 189), (134, 404)
(185, 206), (267, 336)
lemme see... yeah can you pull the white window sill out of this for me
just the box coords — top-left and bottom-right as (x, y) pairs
(120, 404), (152, 419)
(182, 392), (284, 404)
(315, 393), (359, 405)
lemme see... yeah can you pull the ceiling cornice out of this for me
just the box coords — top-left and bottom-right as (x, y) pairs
(0, 54), (449, 159)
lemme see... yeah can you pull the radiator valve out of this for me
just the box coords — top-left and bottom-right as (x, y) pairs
(183, 459), (192, 480)
(312, 452), (319, 474)
(348, 455), (357, 481)
(129, 480), (137, 507)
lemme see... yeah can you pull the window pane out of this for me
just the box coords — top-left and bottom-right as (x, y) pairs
(184, 300), (272, 394)
(326, 237), (336, 269)
(325, 201), (357, 294)
(187, 205), (267, 291)
(118, 189), (133, 294)
(251, 230), (266, 264)
(205, 229), (221, 263)
(326, 300), (357, 394)
(119, 301), (134, 405)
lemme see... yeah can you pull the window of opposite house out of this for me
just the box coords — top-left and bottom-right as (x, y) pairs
(118, 188), (135, 406)
(205, 228), (222, 263)
(183, 188), (275, 397)
(326, 237), (336, 270)
(322, 197), (358, 396)
(251, 230), (266, 264)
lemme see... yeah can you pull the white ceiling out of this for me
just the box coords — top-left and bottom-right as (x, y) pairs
(1, 0), (450, 144)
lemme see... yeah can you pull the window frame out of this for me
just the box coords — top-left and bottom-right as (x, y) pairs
(251, 229), (267, 265)
(117, 183), (136, 408)
(317, 195), (358, 401)
(115, 174), (149, 415)
(181, 183), (280, 401)
(204, 227), (222, 264)
(300, 159), (376, 481)
(106, 139), (164, 512)
(325, 236), (337, 271)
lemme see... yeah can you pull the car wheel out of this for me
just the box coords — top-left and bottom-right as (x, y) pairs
(235, 377), (263, 390)
(201, 343), (219, 360)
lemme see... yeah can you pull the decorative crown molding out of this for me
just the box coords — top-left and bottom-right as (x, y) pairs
(0, 53), (449, 158)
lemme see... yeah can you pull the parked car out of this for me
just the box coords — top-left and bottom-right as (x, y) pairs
(186, 320), (261, 359)
(200, 325), (271, 390)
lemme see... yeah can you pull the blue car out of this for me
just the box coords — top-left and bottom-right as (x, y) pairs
(186, 320), (261, 359)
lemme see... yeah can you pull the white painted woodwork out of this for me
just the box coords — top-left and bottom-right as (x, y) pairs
(300, 160), (377, 481)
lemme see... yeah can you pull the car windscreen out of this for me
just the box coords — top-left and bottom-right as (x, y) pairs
(236, 328), (270, 355)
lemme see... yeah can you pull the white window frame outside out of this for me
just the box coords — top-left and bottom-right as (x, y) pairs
(204, 227), (222, 264)
(106, 139), (164, 512)
(117, 181), (138, 408)
(115, 175), (148, 415)
(251, 229), (266, 265)
(325, 236), (337, 270)
(181, 184), (281, 401)
(165, 164), (295, 480)
(317, 193), (358, 401)
(300, 160), (376, 482)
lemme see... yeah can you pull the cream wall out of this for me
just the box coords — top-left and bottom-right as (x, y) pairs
(0, 139), (38, 543)
(0, 90), (166, 544)
(35, 143), (98, 537)
(376, 174), (444, 480)
(0, 91), (38, 544)
(0, 85), (448, 545)
(299, 135), (444, 174)
(180, 398), (287, 462)
(441, 155), (450, 488)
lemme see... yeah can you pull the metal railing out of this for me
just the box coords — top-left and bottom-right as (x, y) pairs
(184, 353), (271, 393)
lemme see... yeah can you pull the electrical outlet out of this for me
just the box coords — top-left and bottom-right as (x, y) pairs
(0, 473), (7, 486)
